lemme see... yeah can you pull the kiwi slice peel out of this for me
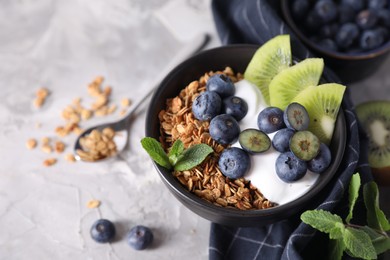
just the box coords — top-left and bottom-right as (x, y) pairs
(244, 34), (292, 105)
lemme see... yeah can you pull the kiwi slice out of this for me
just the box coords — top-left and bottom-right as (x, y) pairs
(292, 83), (346, 145)
(239, 128), (271, 154)
(269, 58), (324, 110)
(290, 131), (320, 161)
(356, 101), (390, 185)
(244, 35), (292, 105)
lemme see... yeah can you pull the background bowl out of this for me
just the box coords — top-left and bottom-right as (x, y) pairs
(145, 45), (346, 227)
(281, 0), (390, 83)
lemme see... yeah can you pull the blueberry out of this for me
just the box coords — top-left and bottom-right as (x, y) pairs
(257, 107), (285, 134)
(239, 128), (271, 154)
(360, 29), (384, 50)
(292, 0), (310, 21)
(222, 96), (248, 121)
(314, 0), (338, 23)
(319, 23), (338, 38)
(206, 74), (235, 98)
(318, 38), (338, 51)
(368, 0), (387, 10)
(192, 91), (221, 121)
(307, 143), (332, 173)
(377, 9), (390, 27)
(335, 23), (360, 49)
(376, 26), (389, 41)
(341, 0), (364, 12)
(305, 10), (322, 32)
(275, 152), (307, 183)
(356, 10), (378, 30)
(272, 128), (295, 153)
(209, 114), (240, 144)
(283, 102), (310, 131)
(90, 219), (116, 243)
(218, 147), (250, 179)
(127, 225), (154, 250)
(338, 4), (356, 24)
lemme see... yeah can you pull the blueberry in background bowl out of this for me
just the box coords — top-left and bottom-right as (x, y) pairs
(145, 45), (347, 227)
(281, 0), (390, 83)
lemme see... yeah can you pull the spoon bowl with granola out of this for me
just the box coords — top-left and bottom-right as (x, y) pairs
(145, 38), (347, 227)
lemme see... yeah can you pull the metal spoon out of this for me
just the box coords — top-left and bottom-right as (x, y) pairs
(74, 33), (210, 162)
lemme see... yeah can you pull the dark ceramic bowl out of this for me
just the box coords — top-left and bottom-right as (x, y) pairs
(145, 45), (346, 227)
(281, 0), (390, 83)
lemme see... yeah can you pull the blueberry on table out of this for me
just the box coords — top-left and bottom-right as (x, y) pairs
(206, 74), (235, 98)
(209, 114), (240, 144)
(90, 219), (116, 243)
(308, 143), (332, 173)
(222, 96), (248, 121)
(218, 147), (251, 179)
(275, 151), (307, 183)
(257, 107), (285, 134)
(127, 225), (154, 250)
(192, 91), (221, 121)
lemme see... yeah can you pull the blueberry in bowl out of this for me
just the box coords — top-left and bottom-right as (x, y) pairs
(281, 0), (390, 83)
(144, 35), (347, 227)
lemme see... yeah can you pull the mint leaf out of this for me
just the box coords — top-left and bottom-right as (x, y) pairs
(329, 222), (346, 239)
(346, 173), (361, 223)
(168, 139), (184, 165)
(343, 227), (377, 259)
(174, 144), (213, 171)
(329, 238), (345, 260)
(301, 210), (344, 236)
(364, 181), (390, 231)
(361, 226), (390, 255)
(141, 137), (172, 170)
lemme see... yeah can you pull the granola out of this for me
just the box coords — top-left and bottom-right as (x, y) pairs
(159, 67), (274, 210)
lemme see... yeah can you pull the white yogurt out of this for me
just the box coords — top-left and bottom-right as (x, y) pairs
(232, 80), (319, 205)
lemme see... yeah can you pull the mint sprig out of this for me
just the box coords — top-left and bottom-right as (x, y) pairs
(301, 173), (390, 259)
(141, 137), (213, 171)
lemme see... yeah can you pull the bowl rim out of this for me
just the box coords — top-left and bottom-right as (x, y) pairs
(280, 0), (390, 61)
(145, 44), (347, 223)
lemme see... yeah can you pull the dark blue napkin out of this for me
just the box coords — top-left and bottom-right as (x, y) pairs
(209, 0), (373, 259)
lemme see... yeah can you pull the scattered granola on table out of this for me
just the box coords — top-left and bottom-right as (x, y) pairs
(27, 76), (132, 165)
(158, 67), (274, 210)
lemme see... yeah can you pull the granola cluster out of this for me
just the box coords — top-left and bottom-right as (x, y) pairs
(159, 67), (274, 210)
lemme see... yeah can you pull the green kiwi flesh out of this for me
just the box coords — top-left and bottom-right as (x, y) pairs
(356, 101), (390, 170)
(292, 83), (346, 145)
(269, 58), (324, 110)
(244, 34), (292, 105)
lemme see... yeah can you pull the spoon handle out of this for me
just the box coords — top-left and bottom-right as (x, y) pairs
(117, 33), (210, 129)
